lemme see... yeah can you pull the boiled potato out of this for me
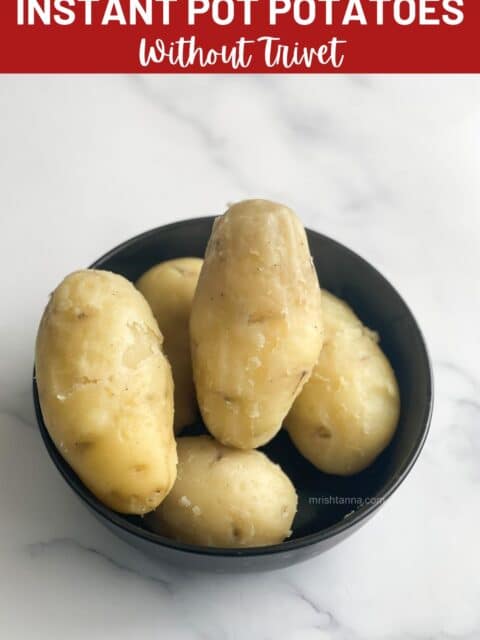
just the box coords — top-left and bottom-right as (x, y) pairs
(190, 199), (323, 449)
(35, 270), (177, 514)
(285, 290), (400, 476)
(147, 436), (297, 547)
(137, 257), (203, 434)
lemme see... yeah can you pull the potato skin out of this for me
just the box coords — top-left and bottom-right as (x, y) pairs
(35, 270), (177, 514)
(190, 199), (323, 449)
(137, 258), (203, 434)
(147, 436), (297, 548)
(285, 291), (400, 476)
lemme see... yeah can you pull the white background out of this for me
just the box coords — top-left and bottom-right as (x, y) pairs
(0, 75), (479, 639)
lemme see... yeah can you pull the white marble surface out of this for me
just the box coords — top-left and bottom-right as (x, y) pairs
(1, 75), (479, 639)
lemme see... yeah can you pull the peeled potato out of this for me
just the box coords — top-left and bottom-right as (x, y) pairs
(285, 290), (400, 476)
(35, 270), (177, 514)
(137, 257), (203, 434)
(147, 435), (297, 547)
(190, 199), (323, 449)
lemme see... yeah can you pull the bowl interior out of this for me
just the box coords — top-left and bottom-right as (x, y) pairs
(35, 217), (432, 551)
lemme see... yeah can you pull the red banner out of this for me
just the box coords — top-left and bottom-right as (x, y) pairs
(0, 0), (477, 73)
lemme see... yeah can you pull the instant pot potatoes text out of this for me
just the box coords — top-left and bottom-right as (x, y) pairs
(190, 199), (323, 450)
(137, 257), (203, 434)
(285, 290), (400, 476)
(147, 436), (298, 547)
(35, 270), (177, 514)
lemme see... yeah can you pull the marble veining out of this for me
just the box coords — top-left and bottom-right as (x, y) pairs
(0, 74), (479, 639)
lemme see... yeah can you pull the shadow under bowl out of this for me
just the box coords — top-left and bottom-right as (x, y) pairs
(33, 217), (433, 572)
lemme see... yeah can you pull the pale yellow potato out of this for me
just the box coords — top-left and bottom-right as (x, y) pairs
(35, 270), (177, 514)
(147, 436), (297, 548)
(285, 290), (400, 476)
(137, 257), (203, 434)
(190, 199), (323, 449)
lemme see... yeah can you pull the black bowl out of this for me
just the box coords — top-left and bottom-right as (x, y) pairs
(33, 217), (433, 572)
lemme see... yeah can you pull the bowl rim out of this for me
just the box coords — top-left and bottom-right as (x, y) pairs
(33, 217), (434, 558)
